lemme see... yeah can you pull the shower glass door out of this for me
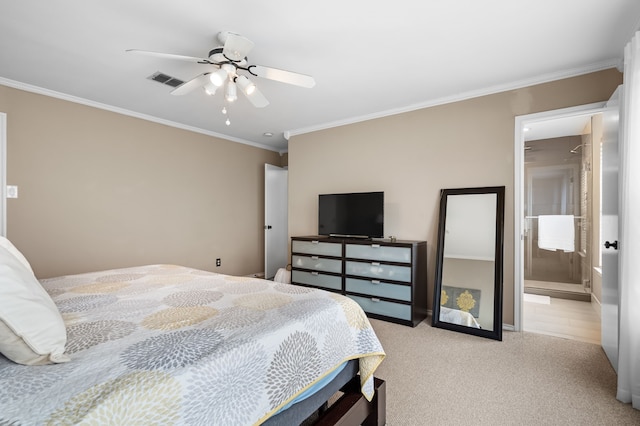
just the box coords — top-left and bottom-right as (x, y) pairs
(524, 164), (582, 284)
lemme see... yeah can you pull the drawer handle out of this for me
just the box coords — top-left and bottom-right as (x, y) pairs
(371, 262), (380, 266)
(371, 280), (381, 284)
(311, 256), (319, 260)
(371, 298), (381, 303)
(311, 240), (319, 244)
(311, 271), (319, 276)
(371, 244), (380, 248)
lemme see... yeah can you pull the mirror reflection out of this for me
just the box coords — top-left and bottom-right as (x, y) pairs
(433, 186), (505, 341)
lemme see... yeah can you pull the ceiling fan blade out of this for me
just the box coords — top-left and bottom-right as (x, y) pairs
(242, 86), (269, 108)
(249, 65), (315, 88)
(126, 49), (211, 64)
(170, 73), (211, 96)
(221, 33), (254, 61)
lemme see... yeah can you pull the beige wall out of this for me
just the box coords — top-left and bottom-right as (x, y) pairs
(288, 68), (622, 326)
(0, 85), (281, 278)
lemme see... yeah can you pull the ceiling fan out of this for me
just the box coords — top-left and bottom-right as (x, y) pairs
(127, 31), (316, 109)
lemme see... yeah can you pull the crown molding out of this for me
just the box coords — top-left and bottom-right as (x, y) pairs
(285, 59), (620, 139)
(0, 77), (280, 153)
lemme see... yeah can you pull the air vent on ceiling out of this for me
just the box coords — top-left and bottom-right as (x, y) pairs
(147, 71), (185, 88)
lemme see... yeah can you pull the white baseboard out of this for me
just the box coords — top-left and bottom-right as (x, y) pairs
(246, 272), (265, 278)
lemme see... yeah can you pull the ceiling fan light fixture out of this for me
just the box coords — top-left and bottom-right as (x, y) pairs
(203, 81), (218, 96)
(209, 68), (228, 87)
(236, 75), (256, 95)
(128, 32), (314, 112)
(225, 81), (237, 102)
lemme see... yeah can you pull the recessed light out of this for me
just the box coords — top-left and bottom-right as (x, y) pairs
(263, 132), (273, 137)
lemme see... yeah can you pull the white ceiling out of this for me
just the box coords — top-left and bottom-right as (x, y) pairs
(1, 1), (639, 152)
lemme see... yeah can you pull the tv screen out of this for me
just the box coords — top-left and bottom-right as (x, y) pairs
(318, 191), (384, 238)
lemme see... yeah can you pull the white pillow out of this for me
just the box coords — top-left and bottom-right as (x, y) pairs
(0, 245), (70, 365)
(0, 236), (34, 275)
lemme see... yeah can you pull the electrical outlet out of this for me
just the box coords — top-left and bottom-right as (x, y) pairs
(216, 258), (221, 267)
(6, 185), (18, 199)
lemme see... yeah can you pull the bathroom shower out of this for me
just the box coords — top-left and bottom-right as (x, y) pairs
(523, 135), (592, 300)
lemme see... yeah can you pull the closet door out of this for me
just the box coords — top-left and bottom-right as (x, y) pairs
(264, 164), (288, 280)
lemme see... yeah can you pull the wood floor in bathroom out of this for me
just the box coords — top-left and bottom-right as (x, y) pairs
(523, 294), (601, 345)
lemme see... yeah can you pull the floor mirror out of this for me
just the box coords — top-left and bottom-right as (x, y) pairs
(432, 186), (505, 340)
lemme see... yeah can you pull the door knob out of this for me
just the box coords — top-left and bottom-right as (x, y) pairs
(264, 225), (272, 230)
(604, 240), (618, 250)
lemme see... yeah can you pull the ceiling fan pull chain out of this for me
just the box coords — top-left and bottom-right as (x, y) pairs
(221, 103), (231, 126)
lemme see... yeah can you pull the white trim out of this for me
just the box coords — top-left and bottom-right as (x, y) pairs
(287, 59), (618, 138)
(0, 113), (6, 237)
(1, 59), (618, 152)
(513, 102), (606, 332)
(0, 77), (280, 153)
(503, 323), (515, 332)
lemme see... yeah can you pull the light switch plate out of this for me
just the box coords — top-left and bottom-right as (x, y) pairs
(6, 185), (18, 198)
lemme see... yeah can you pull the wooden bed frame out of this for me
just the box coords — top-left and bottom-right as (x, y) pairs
(314, 376), (386, 426)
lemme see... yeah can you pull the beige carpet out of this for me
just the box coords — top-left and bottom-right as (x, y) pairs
(370, 318), (640, 425)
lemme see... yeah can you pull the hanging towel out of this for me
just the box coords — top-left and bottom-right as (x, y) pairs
(538, 215), (575, 252)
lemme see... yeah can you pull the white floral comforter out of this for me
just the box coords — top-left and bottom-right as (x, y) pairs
(0, 265), (385, 425)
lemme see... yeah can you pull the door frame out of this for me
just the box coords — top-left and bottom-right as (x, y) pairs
(514, 102), (605, 331)
(0, 112), (6, 237)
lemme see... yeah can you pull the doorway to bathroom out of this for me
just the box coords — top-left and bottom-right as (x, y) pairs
(514, 102), (606, 340)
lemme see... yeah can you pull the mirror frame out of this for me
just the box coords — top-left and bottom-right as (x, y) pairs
(432, 186), (505, 341)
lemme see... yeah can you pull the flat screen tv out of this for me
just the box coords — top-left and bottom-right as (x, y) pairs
(318, 191), (384, 238)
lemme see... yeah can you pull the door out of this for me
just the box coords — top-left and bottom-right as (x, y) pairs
(601, 86), (621, 371)
(264, 164), (288, 280)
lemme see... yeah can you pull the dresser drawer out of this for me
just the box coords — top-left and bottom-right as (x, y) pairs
(346, 244), (411, 263)
(292, 240), (342, 257)
(348, 295), (411, 321)
(292, 270), (342, 291)
(292, 255), (342, 274)
(345, 260), (411, 282)
(345, 277), (411, 301)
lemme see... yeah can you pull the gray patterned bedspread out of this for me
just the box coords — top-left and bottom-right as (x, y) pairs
(0, 264), (385, 425)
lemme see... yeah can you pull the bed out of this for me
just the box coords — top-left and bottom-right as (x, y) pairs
(0, 240), (386, 425)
